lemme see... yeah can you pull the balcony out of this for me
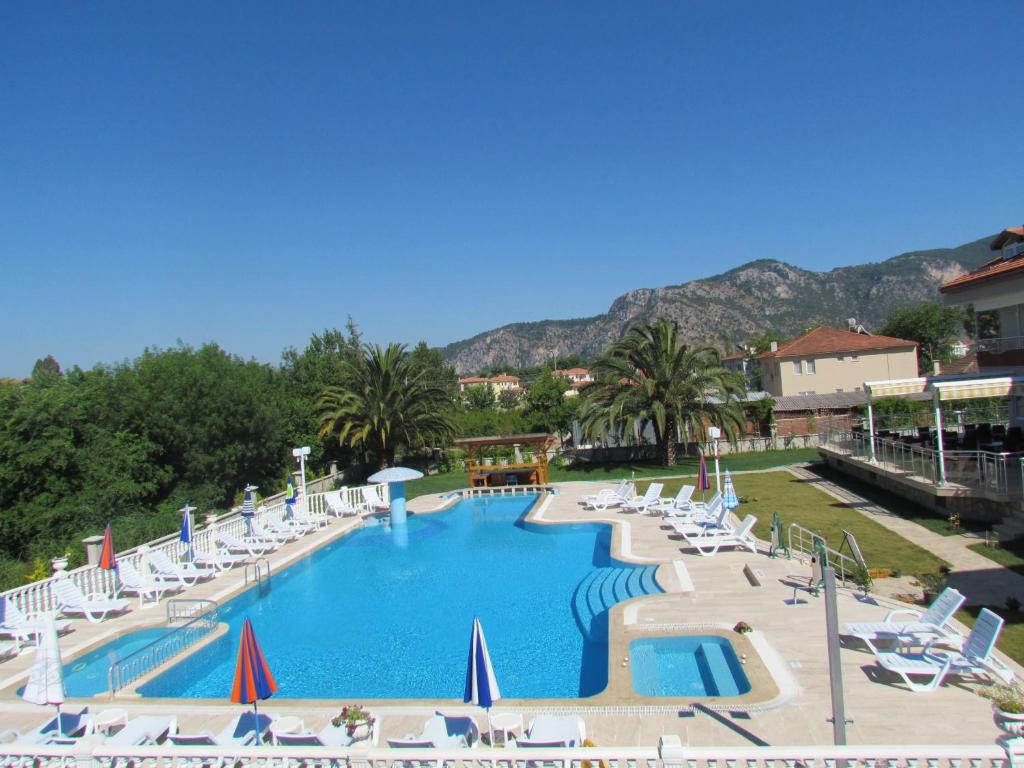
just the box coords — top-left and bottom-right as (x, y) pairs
(974, 336), (1024, 369)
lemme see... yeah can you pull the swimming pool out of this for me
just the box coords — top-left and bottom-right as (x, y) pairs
(132, 493), (660, 699)
(629, 636), (750, 697)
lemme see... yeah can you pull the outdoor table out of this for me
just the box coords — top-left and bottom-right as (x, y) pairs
(489, 712), (523, 746)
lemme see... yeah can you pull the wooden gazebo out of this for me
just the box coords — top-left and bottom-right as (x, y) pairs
(453, 433), (556, 487)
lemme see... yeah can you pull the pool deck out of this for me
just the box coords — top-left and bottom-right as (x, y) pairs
(0, 480), (1015, 748)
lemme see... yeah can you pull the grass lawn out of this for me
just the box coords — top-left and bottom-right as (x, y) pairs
(403, 448), (821, 501)
(968, 539), (1024, 577)
(637, 472), (948, 578)
(958, 606), (1024, 666)
(809, 464), (988, 537)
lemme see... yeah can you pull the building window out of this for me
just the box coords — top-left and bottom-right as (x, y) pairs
(793, 361), (802, 375)
(851, 355), (859, 362)
(836, 388), (844, 393)
(805, 359), (816, 374)
(836, 356), (844, 363)
(799, 390), (815, 395)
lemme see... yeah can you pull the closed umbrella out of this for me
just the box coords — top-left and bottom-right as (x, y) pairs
(722, 471), (739, 510)
(697, 454), (711, 502)
(99, 523), (117, 571)
(464, 617), (501, 742)
(22, 615), (66, 736)
(285, 478), (296, 520)
(231, 618), (277, 745)
(179, 504), (195, 562)
(242, 485), (258, 537)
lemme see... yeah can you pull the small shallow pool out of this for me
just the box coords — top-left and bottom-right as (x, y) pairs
(629, 635), (750, 697)
(38, 627), (169, 698)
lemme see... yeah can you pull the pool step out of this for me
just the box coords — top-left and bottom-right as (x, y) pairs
(696, 641), (743, 697)
(571, 565), (663, 641)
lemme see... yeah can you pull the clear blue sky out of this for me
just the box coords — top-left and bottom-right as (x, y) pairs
(1, 1), (1021, 377)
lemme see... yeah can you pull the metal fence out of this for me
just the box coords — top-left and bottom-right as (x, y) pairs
(787, 523), (860, 584)
(108, 600), (220, 695)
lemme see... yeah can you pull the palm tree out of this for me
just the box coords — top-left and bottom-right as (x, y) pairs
(580, 318), (745, 466)
(317, 343), (456, 470)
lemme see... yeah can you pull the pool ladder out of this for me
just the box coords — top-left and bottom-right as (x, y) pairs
(244, 558), (271, 589)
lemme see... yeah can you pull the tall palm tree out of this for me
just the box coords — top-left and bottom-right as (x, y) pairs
(316, 343), (455, 470)
(580, 318), (745, 466)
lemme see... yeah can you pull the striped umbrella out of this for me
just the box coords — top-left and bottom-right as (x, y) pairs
(179, 504), (196, 562)
(242, 485), (258, 537)
(722, 470), (739, 510)
(464, 616), (501, 714)
(285, 478), (296, 520)
(697, 454), (711, 501)
(98, 524), (117, 570)
(231, 618), (278, 744)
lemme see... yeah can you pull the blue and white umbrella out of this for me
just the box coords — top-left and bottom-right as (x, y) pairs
(722, 470), (739, 510)
(242, 485), (258, 536)
(179, 503), (196, 562)
(464, 617), (501, 710)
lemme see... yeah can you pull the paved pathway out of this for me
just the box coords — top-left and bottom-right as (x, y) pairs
(787, 464), (1024, 606)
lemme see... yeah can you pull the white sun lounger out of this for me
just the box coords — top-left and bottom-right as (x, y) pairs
(216, 531), (276, 557)
(582, 482), (635, 511)
(622, 483), (663, 514)
(388, 713), (477, 749)
(654, 484), (695, 514)
(324, 490), (360, 518)
(251, 514), (300, 542)
(0, 598), (72, 651)
(169, 712), (274, 746)
(0, 707), (94, 744)
(291, 500), (330, 528)
(680, 515), (758, 556)
(874, 608), (1013, 691)
(116, 560), (182, 607)
(53, 579), (131, 623)
(104, 715), (178, 746)
(844, 587), (966, 653)
(519, 715), (586, 747)
(0, 640), (16, 661)
(144, 549), (216, 587)
(268, 508), (314, 535)
(192, 546), (248, 571)
(670, 500), (730, 537)
(361, 486), (390, 513)
(273, 713), (379, 747)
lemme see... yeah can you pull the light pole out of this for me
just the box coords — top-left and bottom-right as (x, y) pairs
(292, 446), (311, 500)
(707, 426), (722, 493)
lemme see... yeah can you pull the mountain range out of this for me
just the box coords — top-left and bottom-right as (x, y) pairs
(441, 235), (996, 374)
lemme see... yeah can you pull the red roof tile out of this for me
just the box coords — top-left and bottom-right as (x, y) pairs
(940, 253), (1024, 292)
(756, 326), (916, 359)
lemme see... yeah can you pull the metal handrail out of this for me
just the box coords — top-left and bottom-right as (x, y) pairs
(244, 558), (271, 586)
(108, 601), (219, 695)
(166, 597), (218, 625)
(787, 522), (858, 585)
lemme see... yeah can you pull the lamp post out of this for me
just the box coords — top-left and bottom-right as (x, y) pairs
(707, 426), (722, 493)
(292, 446), (311, 499)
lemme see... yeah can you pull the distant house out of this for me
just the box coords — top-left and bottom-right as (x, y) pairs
(458, 373), (522, 395)
(553, 367), (593, 397)
(939, 226), (1024, 375)
(757, 326), (919, 397)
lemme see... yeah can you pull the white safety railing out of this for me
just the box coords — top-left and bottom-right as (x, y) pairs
(787, 523), (859, 584)
(0, 480), (390, 617)
(0, 741), (1011, 768)
(823, 430), (1024, 498)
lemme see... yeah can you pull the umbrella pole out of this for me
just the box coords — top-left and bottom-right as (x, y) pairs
(253, 700), (260, 745)
(56, 703), (62, 737)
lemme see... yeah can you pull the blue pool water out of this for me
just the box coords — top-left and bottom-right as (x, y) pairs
(629, 636), (751, 697)
(129, 494), (660, 699)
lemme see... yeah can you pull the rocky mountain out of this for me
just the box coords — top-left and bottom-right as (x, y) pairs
(442, 235), (996, 374)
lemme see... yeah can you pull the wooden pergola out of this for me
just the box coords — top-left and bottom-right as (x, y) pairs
(452, 433), (556, 487)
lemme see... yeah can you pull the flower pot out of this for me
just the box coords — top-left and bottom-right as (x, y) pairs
(50, 557), (69, 573)
(994, 706), (1024, 738)
(349, 721), (371, 741)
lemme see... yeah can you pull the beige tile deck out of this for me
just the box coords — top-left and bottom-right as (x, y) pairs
(0, 481), (1013, 747)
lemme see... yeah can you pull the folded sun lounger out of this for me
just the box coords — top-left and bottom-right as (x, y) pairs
(844, 587), (966, 653)
(53, 579), (131, 623)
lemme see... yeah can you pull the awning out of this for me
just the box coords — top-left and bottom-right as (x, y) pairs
(932, 377), (1020, 402)
(864, 378), (928, 398)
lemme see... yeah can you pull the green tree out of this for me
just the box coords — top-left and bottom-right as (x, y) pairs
(580, 318), (746, 466)
(523, 372), (575, 434)
(497, 388), (522, 410)
(408, 341), (459, 401)
(745, 333), (783, 356)
(463, 384), (495, 411)
(316, 343), (456, 469)
(880, 301), (966, 371)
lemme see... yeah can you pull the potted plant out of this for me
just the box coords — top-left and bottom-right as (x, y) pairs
(916, 566), (950, 603)
(331, 705), (374, 741)
(979, 684), (1024, 737)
